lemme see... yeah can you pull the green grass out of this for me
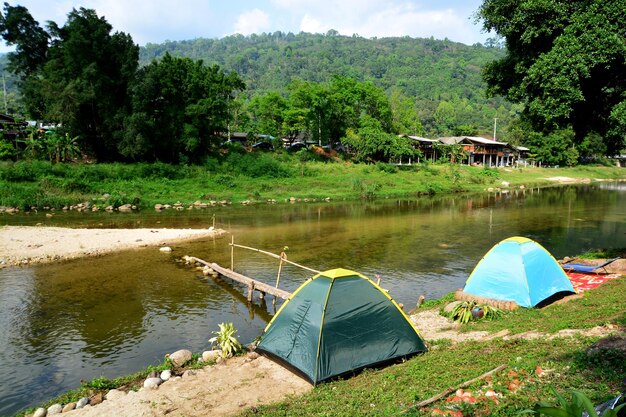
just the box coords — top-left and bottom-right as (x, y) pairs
(1, 155), (624, 210)
(239, 278), (626, 416)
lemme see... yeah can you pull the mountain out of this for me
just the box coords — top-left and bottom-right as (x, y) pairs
(140, 31), (514, 136)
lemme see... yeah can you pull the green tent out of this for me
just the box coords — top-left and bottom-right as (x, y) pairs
(256, 268), (427, 385)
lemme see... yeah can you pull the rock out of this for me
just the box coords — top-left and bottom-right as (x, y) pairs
(159, 246), (172, 252)
(62, 403), (76, 412)
(160, 369), (172, 381)
(182, 370), (196, 378)
(89, 393), (104, 406)
(169, 349), (193, 367)
(444, 301), (463, 314)
(501, 181), (510, 187)
(118, 204), (133, 212)
(202, 350), (221, 362)
(105, 389), (126, 401)
(586, 336), (626, 358)
(144, 377), (163, 389)
(33, 408), (47, 417)
(246, 351), (260, 360)
(47, 403), (63, 414)
(76, 397), (89, 409)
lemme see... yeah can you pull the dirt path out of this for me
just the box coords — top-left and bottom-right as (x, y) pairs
(67, 354), (311, 417)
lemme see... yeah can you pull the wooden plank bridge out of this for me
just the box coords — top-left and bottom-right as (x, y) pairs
(184, 237), (321, 303)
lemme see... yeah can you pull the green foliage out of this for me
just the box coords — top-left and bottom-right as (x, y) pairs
(1, 6), (139, 161)
(478, 0), (626, 155)
(208, 322), (243, 358)
(141, 32), (513, 138)
(526, 129), (579, 167)
(122, 53), (244, 163)
(223, 153), (294, 178)
(524, 387), (626, 417)
(450, 300), (502, 324)
(82, 376), (117, 391)
(0, 138), (15, 159)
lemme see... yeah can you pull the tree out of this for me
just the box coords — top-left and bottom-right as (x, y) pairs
(525, 129), (579, 167)
(478, 0), (626, 154)
(0, 5), (139, 161)
(121, 53), (244, 163)
(389, 87), (423, 136)
(247, 91), (287, 138)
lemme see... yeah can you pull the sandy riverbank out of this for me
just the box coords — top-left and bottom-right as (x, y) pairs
(0, 226), (226, 268)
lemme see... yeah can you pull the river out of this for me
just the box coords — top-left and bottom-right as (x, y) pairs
(0, 184), (624, 415)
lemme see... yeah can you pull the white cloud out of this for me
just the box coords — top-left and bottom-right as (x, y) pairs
(299, 14), (329, 35)
(233, 9), (271, 35)
(272, 0), (485, 44)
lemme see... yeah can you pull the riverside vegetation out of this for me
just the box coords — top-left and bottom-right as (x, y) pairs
(17, 271), (625, 417)
(1, 154), (625, 212)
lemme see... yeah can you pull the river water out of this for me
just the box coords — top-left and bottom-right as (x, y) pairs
(1, 184), (625, 415)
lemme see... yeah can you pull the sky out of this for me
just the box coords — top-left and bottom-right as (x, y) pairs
(0, 0), (491, 53)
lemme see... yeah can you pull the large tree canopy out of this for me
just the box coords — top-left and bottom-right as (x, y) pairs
(0, 4), (139, 160)
(121, 53), (245, 163)
(478, 0), (626, 154)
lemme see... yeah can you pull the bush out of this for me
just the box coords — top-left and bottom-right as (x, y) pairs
(223, 153), (294, 178)
(376, 162), (399, 173)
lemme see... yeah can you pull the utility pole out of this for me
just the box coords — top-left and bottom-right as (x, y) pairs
(2, 73), (7, 114)
(493, 117), (498, 141)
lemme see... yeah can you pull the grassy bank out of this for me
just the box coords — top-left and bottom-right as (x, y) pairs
(240, 277), (626, 417)
(1, 154), (625, 210)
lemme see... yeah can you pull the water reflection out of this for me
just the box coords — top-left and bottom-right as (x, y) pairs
(0, 185), (625, 415)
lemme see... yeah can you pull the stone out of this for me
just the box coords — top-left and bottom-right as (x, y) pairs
(182, 370), (196, 378)
(118, 204), (132, 212)
(76, 397), (89, 409)
(202, 350), (221, 362)
(89, 393), (104, 406)
(159, 246), (172, 252)
(33, 408), (47, 417)
(246, 351), (260, 360)
(62, 403), (76, 412)
(444, 301), (463, 314)
(160, 369), (172, 381)
(105, 389), (126, 401)
(169, 349), (193, 366)
(47, 403), (63, 414)
(144, 377), (163, 389)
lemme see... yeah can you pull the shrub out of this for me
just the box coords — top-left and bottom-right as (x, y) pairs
(208, 322), (243, 358)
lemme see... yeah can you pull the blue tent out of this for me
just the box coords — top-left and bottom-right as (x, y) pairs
(463, 237), (575, 308)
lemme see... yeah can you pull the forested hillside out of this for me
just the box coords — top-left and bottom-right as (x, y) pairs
(141, 32), (517, 137)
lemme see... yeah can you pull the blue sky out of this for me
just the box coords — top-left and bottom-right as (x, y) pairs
(0, 0), (491, 53)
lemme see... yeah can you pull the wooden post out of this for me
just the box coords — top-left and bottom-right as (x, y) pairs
(247, 283), (254, 302)
(275, 251), (286, 288)
(259, 291), (265, 300)
(230, 235), (234, 271)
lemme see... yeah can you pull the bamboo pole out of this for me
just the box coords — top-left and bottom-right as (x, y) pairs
(230, 242), (321, 274)
(275, 251), (286, 288)
(230, 235), (234, 271)
(400, 364), (507, 413)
